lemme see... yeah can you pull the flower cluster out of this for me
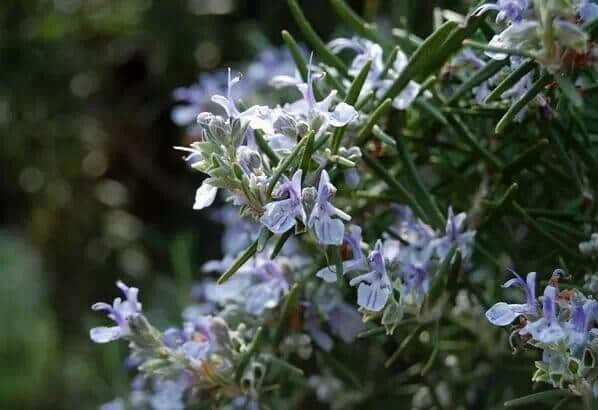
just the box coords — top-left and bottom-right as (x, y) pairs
(328, 36), (422, 110)
(176, 61), (358, 248)
(487, 269), (598, 397)
(314, 205), (475, 334)
(91, 0), (598, 407)
(481, 0), (594, 66)
(91, 282), (252, 409)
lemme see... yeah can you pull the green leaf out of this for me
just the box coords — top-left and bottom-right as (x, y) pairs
(255, 130), (279, 166)
(448, 58), (508, 104)
(427, 246), (458, 303)
(218, 233), (271, 284)
(273, 283), (301, 346)
(362, 152), (430, 224)
(463, 39), (537, 59)
(328, 0), (389, 48)
(281, 30), (308, 82)
(424, 7), (495, 78)
(495, 73), (552, 134)
(267, 131), (312, 196)
(356, 98), (393, 146)
(270, 229), (294, 260)
(504, 389), (574, 407)
(357, 326), (386, 339)
(414, 98), (450, 126)
(502, 139), (549, 176)
(375, 126), (445, 228)
(235, 326), (265, 382)
(286, 0), (348, 76)
(380, 20), (459, 103)
(391, 28), (423, 54)
(379, 46), (399, 79)
(300, 129), (316, 175)
(511, 201), (578, 259)
(385, 324), (425, 368)
(484, 59), (536, 103)
(449, 114), (503, 169)
(332, 60), (372, 152)
(345, 59), (372, 105)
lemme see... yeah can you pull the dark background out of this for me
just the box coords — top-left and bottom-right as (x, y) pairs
(0, 1), (459, 408)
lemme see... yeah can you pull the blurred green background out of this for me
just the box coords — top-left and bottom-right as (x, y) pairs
(0, 1), (458, 408)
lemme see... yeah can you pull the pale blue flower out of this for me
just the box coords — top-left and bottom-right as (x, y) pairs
(316, 224), (368, 282)
(90, 281), (143, 343)
(392, 205), (436, 263)
(272, 58), (358, 136)
(485, 21), (539, 60)
(486, 270), (538, 326)
(349, 240), (392, 312)
(328, 37), (385, 79)
(261, 169), (306, 234)
(304, 286), (365, 350)
(243, 255), (290, 315)
(377, 50), (421, 110)
(177, 316), (227, 368)
(171, 71), (227, 126)
(202, 252), (289, 315)
(482, 0), (529, 23)
(521, 285), (566, 344)
(400, 262), (431, 307)
(565, 299), (598, 353)
(148, 380), (185, 410)
(431, 207), (476, 262)
(579, 0), (598, 21)
(211, 68), (243, 118)
(328, 37), (421, 110)
(308, 170), (351, 245)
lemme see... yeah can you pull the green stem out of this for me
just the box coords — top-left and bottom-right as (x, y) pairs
(267, 132), (311, 196)
(286, 0), (348, 76)
(356, 98), (393, 146)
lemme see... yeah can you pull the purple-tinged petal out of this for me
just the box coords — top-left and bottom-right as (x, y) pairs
(486, 302), (527, 326)
(356, 280), (390, 312)
(312, 215), (345, 245)
(329, 102), (358, 127)
(261, 198), (301, 234)
(90, 326), (122, 343)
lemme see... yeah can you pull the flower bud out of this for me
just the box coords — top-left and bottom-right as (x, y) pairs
(273, 112), (298, 138)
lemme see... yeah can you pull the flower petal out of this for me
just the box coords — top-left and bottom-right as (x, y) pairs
(260, 199), (300, 234)
(485, 302), (524, 326)
(329, 102), (358, 127)
(315, 266), (338, 283)
(90, 326), (122, 343)
(392, 81), (420, 110)
(312, 214), (345, 245)
(193, 181), (218, 210)
(356, 282), (390, 312)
